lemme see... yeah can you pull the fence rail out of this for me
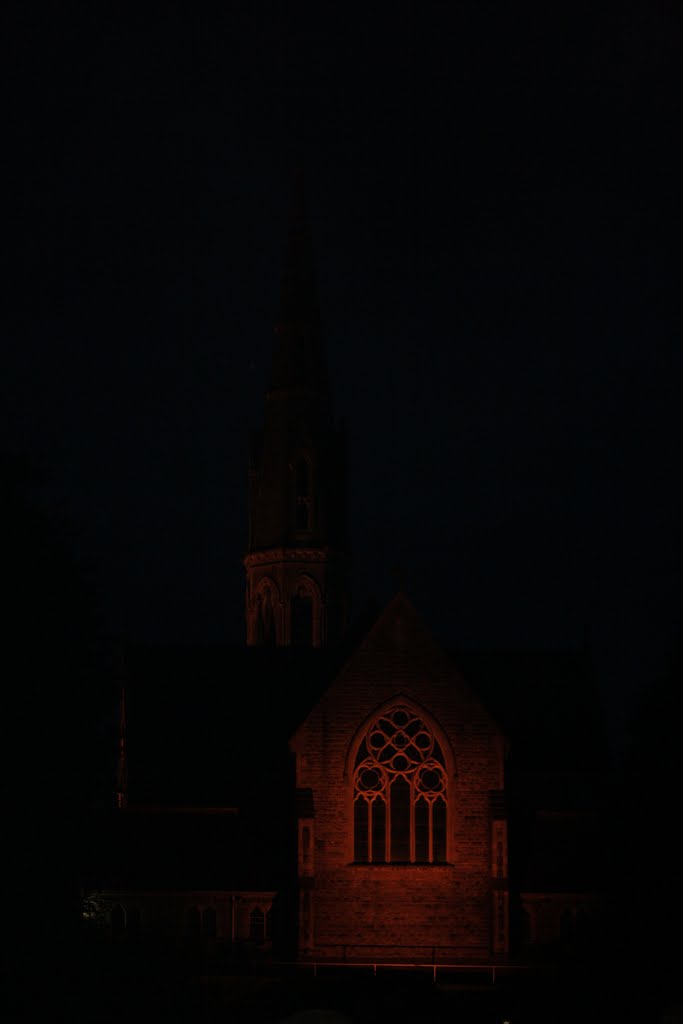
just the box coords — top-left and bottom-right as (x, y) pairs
(277, 956), (551, 984)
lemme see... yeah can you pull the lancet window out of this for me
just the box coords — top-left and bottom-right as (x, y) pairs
(294, 458), (312, 531)
(353, 705), (447, 863)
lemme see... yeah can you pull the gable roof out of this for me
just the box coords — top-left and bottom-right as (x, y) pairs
(118, 643), (345, 808)
(98, 594), (607, 815)
(84, 597), (609, 897)
(83, 805), (279, 891)
(290, 589), (506, 749)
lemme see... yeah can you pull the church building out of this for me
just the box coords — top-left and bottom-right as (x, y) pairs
(82, 172), (608, 966)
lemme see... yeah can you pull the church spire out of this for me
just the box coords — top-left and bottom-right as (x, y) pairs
(269, 166), (329, 396)
(244, 170), (350, 649)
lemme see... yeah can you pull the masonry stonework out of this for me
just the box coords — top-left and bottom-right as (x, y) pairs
(290, 592), (508, 961)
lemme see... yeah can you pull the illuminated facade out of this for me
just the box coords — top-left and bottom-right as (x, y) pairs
(239, 171), (605, 962)
(240, 171), (510, 959)
(244, 169), (350, 649)
(85, 172), (607, 965)
(290, 592), (510, 960)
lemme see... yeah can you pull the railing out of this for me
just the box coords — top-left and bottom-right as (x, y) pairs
(277, 951), (551, 985)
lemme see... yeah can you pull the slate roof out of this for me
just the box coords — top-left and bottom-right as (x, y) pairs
(111, 637), (607, 811)
(120, 643), (346, 807)
(86, 605), (609, 895)
(83, 806), (278, 891)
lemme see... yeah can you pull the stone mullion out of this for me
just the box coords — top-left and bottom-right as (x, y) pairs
(386, 785), (392, 862)
(368, 797), (373, 863)
(409, 775), (416, 863)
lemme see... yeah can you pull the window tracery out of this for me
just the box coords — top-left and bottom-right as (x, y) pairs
(353, 705), (447, 863)
(255, 581), (277, 645)
(292, 582), (314, 646)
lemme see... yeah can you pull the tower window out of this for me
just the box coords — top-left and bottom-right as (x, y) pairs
(256, 590), (276, 646)
(294, 458), (312, 531)
(353, 705), (447, 863)
(292, 585), (313, 647)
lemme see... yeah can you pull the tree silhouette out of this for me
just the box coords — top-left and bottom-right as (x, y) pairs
(606, 628), (683, 1003)
(4, 451), (109, 1007)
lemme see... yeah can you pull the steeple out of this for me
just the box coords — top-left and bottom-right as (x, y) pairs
(244, 170), (350, 648)
(269, 166), (328, 396)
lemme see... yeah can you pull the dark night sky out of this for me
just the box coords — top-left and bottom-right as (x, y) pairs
(5, 3), (683, 757)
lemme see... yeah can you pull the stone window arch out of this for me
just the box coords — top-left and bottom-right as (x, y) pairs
(291, 575), (319, 647)
(255, 577), (279, 646)
(352, 703), (448, 863)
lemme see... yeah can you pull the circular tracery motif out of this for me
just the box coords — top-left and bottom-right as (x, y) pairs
(415, 763), (447, 795)
(364, 706), (435, 771)
(354, 705), (445, 795)
(356, 764), (386, 792)
(353, 705), (448, 863)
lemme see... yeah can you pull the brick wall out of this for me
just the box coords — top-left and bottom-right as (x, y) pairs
(291, 593), (507, 960)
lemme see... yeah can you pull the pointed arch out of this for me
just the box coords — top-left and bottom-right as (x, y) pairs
(344, 695), (456, 782)
(346, 697), (454, 864)
(292, 573), (320, 602)
(254, 576), (281, 646)
(291, 573), (321, 647)
(254, 574), (281, 605)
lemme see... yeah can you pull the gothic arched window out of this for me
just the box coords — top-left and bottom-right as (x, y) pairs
(294, 458), (312, 531)
(292, 584), (313, 646)
(353, 705), (447, 864)
(256, 588), (276, 646)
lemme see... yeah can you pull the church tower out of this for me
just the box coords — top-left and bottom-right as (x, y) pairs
(244, 171), (350, 647)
